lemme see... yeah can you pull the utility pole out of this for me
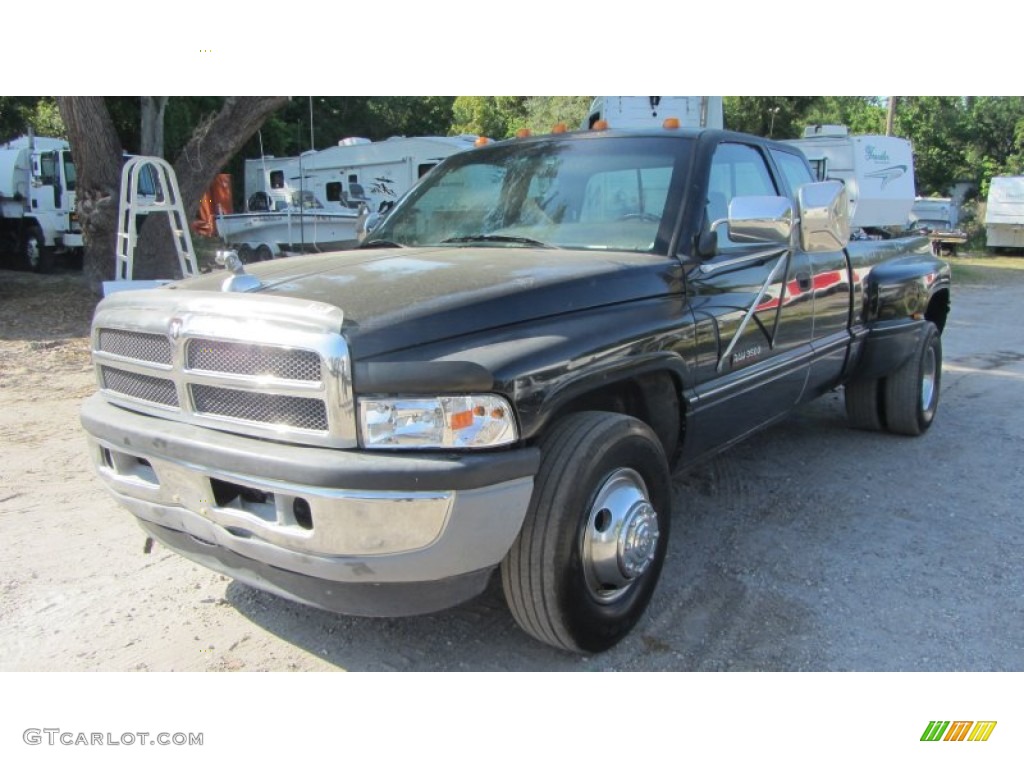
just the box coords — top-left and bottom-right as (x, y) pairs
(886, 97), (899, 136)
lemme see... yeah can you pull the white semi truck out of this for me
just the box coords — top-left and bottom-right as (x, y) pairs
(0, 134), (83, 271)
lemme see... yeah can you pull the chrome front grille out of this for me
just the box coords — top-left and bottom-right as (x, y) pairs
(98, 329), (172, 365)
(101, 366), (179, 407)
(186, 338), (321, 381)
(90, 290), (354, 448)
(191, 385), (328, 431)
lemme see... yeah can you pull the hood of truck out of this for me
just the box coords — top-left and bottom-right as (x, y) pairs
(177, 247), (682, 358)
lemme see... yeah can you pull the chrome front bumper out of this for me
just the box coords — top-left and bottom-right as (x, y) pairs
(82, 394), (538, 615)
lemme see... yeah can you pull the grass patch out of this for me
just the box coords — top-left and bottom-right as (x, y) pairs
(946, 251), (1024, 285)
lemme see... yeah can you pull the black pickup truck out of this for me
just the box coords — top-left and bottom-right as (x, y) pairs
(81, 127), (950, 653)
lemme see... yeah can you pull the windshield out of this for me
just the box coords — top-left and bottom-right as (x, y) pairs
(366, 136), (691, 254)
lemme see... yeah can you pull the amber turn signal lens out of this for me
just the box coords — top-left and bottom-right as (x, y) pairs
(663, 117), (681, 130)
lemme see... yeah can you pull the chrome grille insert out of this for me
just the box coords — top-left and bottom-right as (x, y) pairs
(101, 366), (179, 407)
(90, 290), (354, 448)
(186, 338), (321, 381)
(190, 385), (328, 432)
(98, 329), (172, 365)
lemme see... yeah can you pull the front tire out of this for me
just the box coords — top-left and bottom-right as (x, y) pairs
(23, 226), (54, 273)
(501, 412), (671, 653)
(884, 322), (942, 436)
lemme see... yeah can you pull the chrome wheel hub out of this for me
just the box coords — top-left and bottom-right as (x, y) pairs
(26, 237), (41, 269)
(921, 345), (937, 412)
(581, 468), (660, 603)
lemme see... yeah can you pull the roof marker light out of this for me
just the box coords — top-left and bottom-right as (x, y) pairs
(516, 128), (532, 138)
(592, 119), (609, 131)
(551, 123), (567, 134)
(474, 136), (490, 147)
(663, 117), (681, 130)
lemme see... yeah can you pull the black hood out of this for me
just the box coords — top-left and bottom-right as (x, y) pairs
(180, 247), (682, 358)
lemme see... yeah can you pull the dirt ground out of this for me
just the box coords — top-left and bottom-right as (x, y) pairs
(2, 260), (1023, 671)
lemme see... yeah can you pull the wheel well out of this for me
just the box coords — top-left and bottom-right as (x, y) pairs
(926, 288), (950, 334)
(550, 371), (685, 463)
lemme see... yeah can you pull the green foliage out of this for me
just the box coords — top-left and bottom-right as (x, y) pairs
(0, 97), (66, 141)
(450, 96), (528, 139)
(723, 96), (820, 139)
(521, 96), (592, 133)
(802, 97), (886, 135)
(893, 96), (971, 195)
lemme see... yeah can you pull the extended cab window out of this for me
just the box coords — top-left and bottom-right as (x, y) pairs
(770, 149), (815, 196)
(706, 142), (779, 248)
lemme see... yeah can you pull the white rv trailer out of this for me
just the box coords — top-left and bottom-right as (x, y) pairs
(984, 176), (1024, 249)
(783, 125), (916, 230)
(243, 135), (479, 216)
(584, 97), (724, 130)
(227, 135), (479, 257)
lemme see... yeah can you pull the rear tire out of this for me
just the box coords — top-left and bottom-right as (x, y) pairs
(236, 244), (256, 264)
(501, 412), (671, 653)
(255, 244), (274, 261)
(845, 378), (884, 431)
(884, 322), (941, 436)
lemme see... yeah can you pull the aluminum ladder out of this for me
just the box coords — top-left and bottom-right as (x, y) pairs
(111, 156), (199, 288)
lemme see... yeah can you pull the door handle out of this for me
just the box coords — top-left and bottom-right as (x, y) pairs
(796, 271), (812, 291)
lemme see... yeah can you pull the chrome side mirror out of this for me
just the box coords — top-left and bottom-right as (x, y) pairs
(798, 180), (850, 252)
(726, 196), (794, 245)
(358, 211), (381, 242)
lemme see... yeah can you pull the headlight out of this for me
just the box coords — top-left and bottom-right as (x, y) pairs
(358, 395), (517, 450)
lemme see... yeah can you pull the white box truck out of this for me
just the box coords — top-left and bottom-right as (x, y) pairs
(0, 134), (83, 272)
(584, 97), (724, 130)
(984, 176), (1024, 250)
(784, 125), (916, 230)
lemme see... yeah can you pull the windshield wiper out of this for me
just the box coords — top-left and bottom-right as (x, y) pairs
(441, 234), (552, 248)
(359, 239), (406, 249)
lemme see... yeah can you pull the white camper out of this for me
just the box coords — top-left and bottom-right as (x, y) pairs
(224, 135), (479, 258)
(242, 135), (479, 216)
(984, 176), (1024, 249)
(784, 125), (916, 230)
(584, 97), (724, 130)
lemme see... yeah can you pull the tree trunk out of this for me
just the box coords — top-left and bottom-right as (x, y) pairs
(58, 96), (289, 290)
(131, 96), (289, 280)
(140, 96), (169, 157)
(886, 97), (899, 137)
(56, 97), (123, 293)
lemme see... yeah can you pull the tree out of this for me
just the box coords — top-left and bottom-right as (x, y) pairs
(723, 97), (819, 138)
(57, 96), (289, 290)
(140, 97), (169, 157)
(450, 96), (528, 139)
(894, 96), (970, 195)
(521, 96), (592, 134)
(0, 97), (65, 143)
